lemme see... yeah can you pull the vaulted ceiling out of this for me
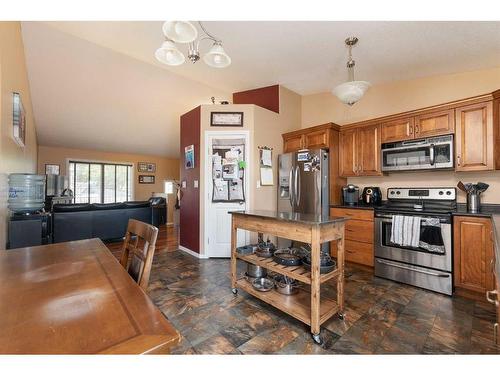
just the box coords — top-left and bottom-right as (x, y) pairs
(22, 21), (500, 157)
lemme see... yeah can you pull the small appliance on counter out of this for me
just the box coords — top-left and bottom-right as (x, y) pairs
(361, 187), (382, 206)
(342, 184), (359, 206)
(457, 181), (489, 213)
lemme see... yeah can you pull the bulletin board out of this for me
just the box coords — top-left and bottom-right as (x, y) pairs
(211, 139), (246, 203)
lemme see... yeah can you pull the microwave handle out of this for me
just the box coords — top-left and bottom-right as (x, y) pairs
(429, 144), (435, 166)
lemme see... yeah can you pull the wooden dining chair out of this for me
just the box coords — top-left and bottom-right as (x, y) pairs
(119, 219), (159, 291)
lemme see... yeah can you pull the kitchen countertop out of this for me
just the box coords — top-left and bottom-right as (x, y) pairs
(330, 203), (382, 210)
(452, 203), (500, 218)
(229, 209), (348, 225)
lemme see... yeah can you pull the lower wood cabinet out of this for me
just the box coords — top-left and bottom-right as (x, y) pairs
(453, 216), (495, 294)
(330, 207), (374, 267)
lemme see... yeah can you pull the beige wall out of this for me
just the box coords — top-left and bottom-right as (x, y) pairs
(37, 145), (179, 222)
(0, 22), (39, 249)
(302, 66), (500, 127)
(197, 86), (302, 255)
(301, 66), (500, 203)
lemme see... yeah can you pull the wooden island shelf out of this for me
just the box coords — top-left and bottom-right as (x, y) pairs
(229, 210), (347, 344)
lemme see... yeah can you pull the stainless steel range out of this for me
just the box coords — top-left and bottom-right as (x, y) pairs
(374, 187), (456, 295)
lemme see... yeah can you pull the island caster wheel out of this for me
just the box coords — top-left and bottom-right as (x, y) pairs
(338, 312), (346, 320)
(312, 333), (323, 346)
(231, 288), (238, 295)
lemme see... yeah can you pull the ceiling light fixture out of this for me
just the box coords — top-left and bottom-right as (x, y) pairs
(332, 37), (370, 106)
(155, 21), (231, 68)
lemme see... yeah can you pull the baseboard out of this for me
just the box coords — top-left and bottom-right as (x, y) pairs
(178, 245), (208, 259)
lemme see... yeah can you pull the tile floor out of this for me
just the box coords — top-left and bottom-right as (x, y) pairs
(142, 248), (499, 354)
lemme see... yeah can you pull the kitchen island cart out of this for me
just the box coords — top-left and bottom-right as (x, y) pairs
(229, 210), (347, 344)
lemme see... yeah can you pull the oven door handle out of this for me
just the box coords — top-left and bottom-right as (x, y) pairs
(376, 259), (450, 277)
(429, 144), (435, 166)
(376, 215), (450, 224)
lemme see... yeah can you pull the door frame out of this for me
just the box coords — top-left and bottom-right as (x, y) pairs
(203, 130), (251, 257)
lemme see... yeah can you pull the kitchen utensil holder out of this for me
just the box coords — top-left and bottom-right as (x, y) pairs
(467, 193), (480, 213)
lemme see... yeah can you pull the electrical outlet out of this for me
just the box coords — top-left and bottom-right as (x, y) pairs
(256, 181), (261, 188)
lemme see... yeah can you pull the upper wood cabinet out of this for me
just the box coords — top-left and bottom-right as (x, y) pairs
(357, 125), (382, 175)
(304, 129), (329, 149)
(455, 101), (494, 171)
(283, 134), (304, 153)
(381, 109), (454, 143)
(453, 216), (495, 294)
(339, 125), (382, 177)
(414, 109), (455, 138)
(381, 117), (414, 143)
(339, 129), (357, 177)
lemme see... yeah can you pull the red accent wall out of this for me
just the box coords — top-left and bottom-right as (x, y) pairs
(233, 85), (280, 113)
(179, 106), (201, 253)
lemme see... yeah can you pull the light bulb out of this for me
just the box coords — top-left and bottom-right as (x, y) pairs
(213, 54), (222, 64)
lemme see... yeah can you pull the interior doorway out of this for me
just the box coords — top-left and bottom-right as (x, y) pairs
(204, 131), (250, 258)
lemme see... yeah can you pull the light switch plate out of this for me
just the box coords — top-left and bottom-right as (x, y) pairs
(194, 180), (199, 188)
(181, 181), (186, 188)
(256, 181), (261, 188)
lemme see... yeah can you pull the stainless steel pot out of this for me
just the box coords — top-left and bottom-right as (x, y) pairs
(274, 275), (299, 295)
(246, 262), (267, 278)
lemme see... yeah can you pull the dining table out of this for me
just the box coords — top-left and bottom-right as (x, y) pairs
(0, 238), (179, 354)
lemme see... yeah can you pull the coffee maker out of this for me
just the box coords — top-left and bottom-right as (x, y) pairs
(342, 184), (360, 206)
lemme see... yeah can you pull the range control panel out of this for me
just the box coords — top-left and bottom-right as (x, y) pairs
(387, 187), (456, 201)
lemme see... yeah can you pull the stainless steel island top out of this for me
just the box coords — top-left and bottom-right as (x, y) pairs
(229, 209), (348, 226)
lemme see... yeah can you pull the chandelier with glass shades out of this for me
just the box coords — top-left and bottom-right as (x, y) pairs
(155, 21), (231, 68)
(332, 37), (370, 106)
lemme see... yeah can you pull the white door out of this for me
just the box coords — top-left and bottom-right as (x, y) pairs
(205, 132), (249, 258)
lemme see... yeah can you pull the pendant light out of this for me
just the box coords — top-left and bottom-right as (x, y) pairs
(332, 37), (370, 106)
(203, 42), (231, 68)
(162, 21), (198, 44)
(155, 21), (231, 68)
(155, 40), (185, 66)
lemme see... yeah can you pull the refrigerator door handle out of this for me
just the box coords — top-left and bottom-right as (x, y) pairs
(296, 165), (301, 206)
(289, 167), (294, 207)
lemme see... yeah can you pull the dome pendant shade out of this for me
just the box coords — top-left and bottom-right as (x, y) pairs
(162, 21), (198, 43)
(155, 40), (185, 66)
(332, 81), (371, 106)
(203, 43), (231, 68)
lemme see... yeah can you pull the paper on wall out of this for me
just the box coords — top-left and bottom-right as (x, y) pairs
(260, 167), (274, 186)
(261, 149), (272, 167)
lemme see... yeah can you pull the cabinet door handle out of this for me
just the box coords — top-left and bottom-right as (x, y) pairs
(486, 290), (499, 306)
(457, 155), (461, 166)
(414, 124), (419, 134)
(408, 124), (413, 135)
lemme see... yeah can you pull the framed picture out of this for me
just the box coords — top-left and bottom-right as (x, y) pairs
(45, 164), (60, 175)
(210, 112), (244, 127)
(185, 145), (194, 169)
(138, 162), (156, 173)
(138, 175), (155, 184)
(12, 92), (26, 147)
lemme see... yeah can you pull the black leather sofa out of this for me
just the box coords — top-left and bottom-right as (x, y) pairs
(52, 201), (153, 243)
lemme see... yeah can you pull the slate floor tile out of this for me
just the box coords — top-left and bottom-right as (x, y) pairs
(106, 236), (497, 355)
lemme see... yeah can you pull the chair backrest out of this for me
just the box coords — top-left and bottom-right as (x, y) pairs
(119, 219), (159, 291)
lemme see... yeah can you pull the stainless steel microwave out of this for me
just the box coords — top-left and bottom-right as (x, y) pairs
(381, 134), (454, 172)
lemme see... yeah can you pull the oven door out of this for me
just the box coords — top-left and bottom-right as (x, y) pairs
(374, 214), (452, 272)
(381, 140), (453, 172)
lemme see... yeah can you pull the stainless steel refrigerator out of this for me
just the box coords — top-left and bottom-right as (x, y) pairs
(277, 149), (329, 250)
